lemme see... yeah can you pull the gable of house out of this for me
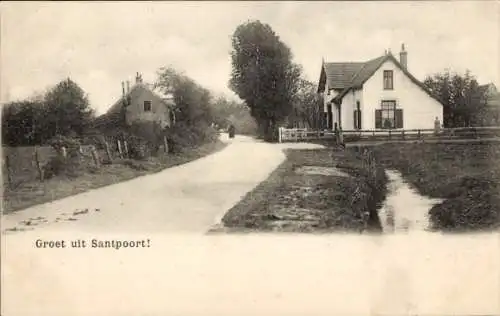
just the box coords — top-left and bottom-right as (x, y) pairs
(479, 83), (497, 96)
(479, 83), (500, 108)
(93, 83), (175, 130)
(318, 53), (442, 106)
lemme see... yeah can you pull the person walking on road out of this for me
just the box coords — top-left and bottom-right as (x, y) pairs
(228, 124), (236, 139)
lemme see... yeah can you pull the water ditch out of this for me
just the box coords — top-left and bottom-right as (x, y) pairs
(209, 165), (445, 234)
(378, 170), (444, 233)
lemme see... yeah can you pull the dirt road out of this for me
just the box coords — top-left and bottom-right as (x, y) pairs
(1, 134), (323, 234)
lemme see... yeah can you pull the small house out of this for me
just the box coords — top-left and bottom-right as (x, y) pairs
(317, 44), (443, 131)
(93, 72), (176, 131)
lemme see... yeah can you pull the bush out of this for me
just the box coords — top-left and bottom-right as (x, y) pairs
(43, 154), (87, 179)
(122, 121), (169, 159)
(43, 135), (92, 179)
(125, 134), (151, 160)
(47, 134), (81, 152)
(429, 175), (500, 231)
(167, 122), (218, 152)
(81, 134), (107, 150)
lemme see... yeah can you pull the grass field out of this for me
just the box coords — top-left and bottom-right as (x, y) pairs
(220, 148), (387, 233)
(368, 141), (500, 231)
(2, 140), (227, 214)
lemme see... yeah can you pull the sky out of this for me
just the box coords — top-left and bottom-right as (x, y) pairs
(1, 1), (499, 115)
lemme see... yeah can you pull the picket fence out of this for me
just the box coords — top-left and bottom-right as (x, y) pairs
(278, 126), (500, 143)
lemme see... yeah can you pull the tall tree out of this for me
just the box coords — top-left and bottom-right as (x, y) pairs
(288, 78), (322, 129)
(155, 67), (216, 145)
(229, 20), (301, 141)
(155, 67), (214, 127)
(44, 78), (95, 137)
(1, 99), (45, 146)
(423, 70), (488, 127)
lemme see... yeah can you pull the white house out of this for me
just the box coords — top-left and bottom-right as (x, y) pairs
(317, 44), (443, 131)
(94, 72), (176, 130)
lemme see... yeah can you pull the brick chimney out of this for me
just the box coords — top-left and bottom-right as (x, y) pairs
(399, 43), (408, 70)
(121, 81), (125, 97)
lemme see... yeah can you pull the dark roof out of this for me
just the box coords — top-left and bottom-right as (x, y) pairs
(488, 93), (500, 107)
(348, 55), (387, 89)
(321, 62), (364, 90)
(318, 56), (385, 93)
(318, 53), (443, 106)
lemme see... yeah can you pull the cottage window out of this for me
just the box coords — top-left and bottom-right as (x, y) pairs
(381, 100), (396, 128)
(383, 70), (394, 90)
(144, 101), (152, 112)
(375, 100), (403, 129)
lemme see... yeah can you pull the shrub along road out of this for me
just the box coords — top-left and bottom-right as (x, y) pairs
(2, 135), (322, 234)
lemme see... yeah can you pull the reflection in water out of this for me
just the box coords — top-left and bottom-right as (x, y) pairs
(378, 170), (444, 233)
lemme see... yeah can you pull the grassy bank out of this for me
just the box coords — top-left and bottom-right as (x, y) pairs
(2, 140), (227, 214)
(219, 148), (387, 233)
(367, 142), (500, 231)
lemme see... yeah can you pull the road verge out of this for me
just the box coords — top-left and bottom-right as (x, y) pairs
(2, 140), (227, 214)
(216, 148), (387, 233)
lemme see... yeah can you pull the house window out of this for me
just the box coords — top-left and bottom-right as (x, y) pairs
(143, 100), (152, 112)
(383, 70), (394, 90)
(381, 100), (396, 128)
(375, 100), (403, 129)
(353, 101), (362, 129)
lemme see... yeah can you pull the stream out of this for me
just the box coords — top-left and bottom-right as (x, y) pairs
(378, 170), (444, 233)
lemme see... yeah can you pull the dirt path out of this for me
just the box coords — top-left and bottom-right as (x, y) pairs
(1, 135), (323, 234)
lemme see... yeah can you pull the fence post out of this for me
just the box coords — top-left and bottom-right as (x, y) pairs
(117, 140), (123, 159)
(401, 130), (405, 140)
(163, 136), (169, 153)
(418, 130), (421, 139)
(278, 127), (282, 143)
(123, 141), (129, 158)
(90, 146), (100, 168)
(4, 154), (12, 188)
(104, 141), (112, 162)
(34, 146), (44, 182)
(388, 130), (392, 140)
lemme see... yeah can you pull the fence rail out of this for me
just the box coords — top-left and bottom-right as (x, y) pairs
(278, 126), (500, 143)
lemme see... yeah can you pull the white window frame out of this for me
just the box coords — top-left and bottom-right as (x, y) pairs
(381, 100), (396, 129)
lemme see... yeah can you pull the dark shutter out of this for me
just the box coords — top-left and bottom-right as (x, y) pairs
(353, 110), (357, 129)
(358, 110), (362, 129)
(396, 109), (403, 128)
(375, 110), (382, 129)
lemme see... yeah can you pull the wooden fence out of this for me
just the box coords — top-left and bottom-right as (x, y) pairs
(2, 145), (100, 188)
(278, 126), (500, 143)
(2, 135), (172, 188)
